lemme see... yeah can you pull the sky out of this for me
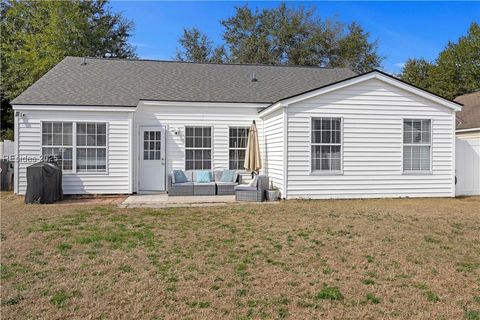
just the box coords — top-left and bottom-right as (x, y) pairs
(110, 1), (479, 73)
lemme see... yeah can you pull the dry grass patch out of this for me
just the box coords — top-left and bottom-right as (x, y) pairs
(1, 192), (479, 319)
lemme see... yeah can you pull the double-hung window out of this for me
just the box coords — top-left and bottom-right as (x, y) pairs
(42, 122), (73, 171)
(76, 123), (107, 172)
(403, 119), (431, 172)
(185, 126), (212, 170)
(311, 117), (342, 172)
(229, 127), (249, 170)
(41, 121), (107, 173)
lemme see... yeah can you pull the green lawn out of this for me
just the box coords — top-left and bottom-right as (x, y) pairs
(1, 192), (479, 319)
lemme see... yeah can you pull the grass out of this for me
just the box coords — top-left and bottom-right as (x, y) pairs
(1, 192), (479, 319)
(362, 279), (376, 285)
(425, 290), (441, 302)
(465, 310), (480, 320)
(50, 291), (69, 309)
(315, 284), (344, 301)
(366, 293), (381, 304)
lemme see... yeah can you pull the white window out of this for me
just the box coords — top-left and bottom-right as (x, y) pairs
(42, 122), (73, 171)
(185, 126), (212, 170)
(76, 123), (107, 172)
(311, 118), (342, 172)
(143, 131), (162, 160)
(229, 127), (249, 170)
(41, 121), (107, 173)
(403, 119), (431, 172)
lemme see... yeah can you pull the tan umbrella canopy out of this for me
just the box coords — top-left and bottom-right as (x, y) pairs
(244, 120), (262, 174)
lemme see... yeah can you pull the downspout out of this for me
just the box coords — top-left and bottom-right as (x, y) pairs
(262, 116), (266, 177)
(13, 110), (19, 194)
(128, 112), (134, 194)
(452, 112), (456, 197)
(283, 106), (288, 199)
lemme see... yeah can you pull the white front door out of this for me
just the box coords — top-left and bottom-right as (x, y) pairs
(139, 126), (166, 191)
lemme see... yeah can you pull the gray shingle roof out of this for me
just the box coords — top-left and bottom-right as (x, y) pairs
(11, 57), (356, 107)
(455, 91), (480, 130)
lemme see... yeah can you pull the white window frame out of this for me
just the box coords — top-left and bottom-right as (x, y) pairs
(142, 130), (162, 161)
(41, 121), (74, 172)
(402, 118), (432, 174)
(40, 121), (108, 175)
(76, 122), (108, 174)
(228, 126), (249, 171)
(310, 117), (343, 175)
(184, 126), (213, 170)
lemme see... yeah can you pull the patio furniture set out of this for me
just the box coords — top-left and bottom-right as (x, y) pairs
(167, 169), (271, 202)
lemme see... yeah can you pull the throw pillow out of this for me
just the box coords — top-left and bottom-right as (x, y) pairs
(220, 170), (236, 182)
(173, 170), (188, 183)
(196, 170), (211, 183)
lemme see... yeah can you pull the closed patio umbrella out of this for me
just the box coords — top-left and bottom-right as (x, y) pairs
(244, 120), (262, 175)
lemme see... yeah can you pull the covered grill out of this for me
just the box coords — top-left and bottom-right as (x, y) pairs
(24, 159), (63, 204)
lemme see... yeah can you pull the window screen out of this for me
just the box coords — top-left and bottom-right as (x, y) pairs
(311, 118), (342, 172)
(185, 127), (212, 170)
(403, 119), (431, 171)
(229, 127), (249, 170)
(42, 122), (73, 171)
(76, 123), (107, 172)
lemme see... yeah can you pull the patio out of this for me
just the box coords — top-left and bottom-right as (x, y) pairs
(119, 193), (278, 208)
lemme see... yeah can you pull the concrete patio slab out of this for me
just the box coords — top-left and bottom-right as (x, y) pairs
(119, 194), (278, 208)
(58, 195), (128, 206)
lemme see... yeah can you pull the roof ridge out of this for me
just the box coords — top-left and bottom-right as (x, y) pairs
(66, 56), (351, 70)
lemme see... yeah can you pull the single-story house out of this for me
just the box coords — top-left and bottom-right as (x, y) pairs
(12, 57), (463, 199)
(454, 91), (480, 196)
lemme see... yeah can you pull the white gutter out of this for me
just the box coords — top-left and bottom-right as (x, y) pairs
(456, 128), (480, 133)
(12, 105), (136, 112)
(258, 102), (287, 118)
(140, 100), (270, 109)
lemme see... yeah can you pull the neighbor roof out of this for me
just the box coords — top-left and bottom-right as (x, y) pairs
(11, 57), (357, 107)
(455, 91), (480, 130)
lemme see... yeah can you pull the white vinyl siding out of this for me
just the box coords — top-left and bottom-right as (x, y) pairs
(262, 108), (284, 194)
(285, 78), (455, 199)
(134, 104), (264, 191)
(16, 110), (132, 195)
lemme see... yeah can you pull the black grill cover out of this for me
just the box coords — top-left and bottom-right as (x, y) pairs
(24, 161), (63, 204)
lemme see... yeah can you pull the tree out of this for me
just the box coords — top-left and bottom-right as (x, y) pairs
(401, 58), (434, 91)
(175, 28), (226, 63)
(332, 22), (382, 73)
(0, 0), (136, 139)
(401, 22), (480, 100)
(0, 95), (14, 141)
(176, 4), (383, 71)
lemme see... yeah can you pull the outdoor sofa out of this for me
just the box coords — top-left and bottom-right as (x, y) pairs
(167, 169), (241, 196)
(234, 175), (269, 202)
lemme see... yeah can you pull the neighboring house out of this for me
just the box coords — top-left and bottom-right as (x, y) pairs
(455, 91), (480, 137)
(12, 57), (462, 199)
(454, 91), (480, 196)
